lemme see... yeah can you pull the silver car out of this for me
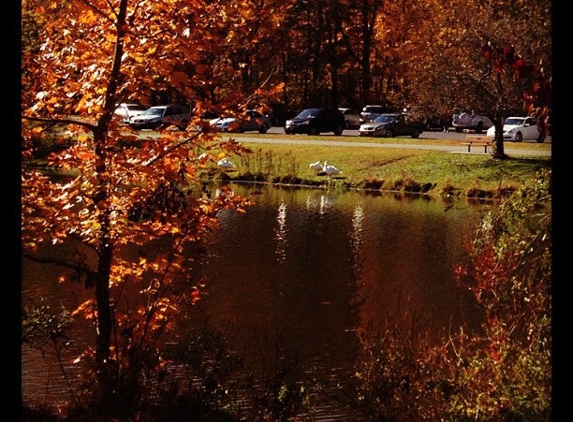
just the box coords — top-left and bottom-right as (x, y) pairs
(128, 104), (190, 130)
(339, 108), (361, 129)
(359, 113), (423, 138)
(452, 112), (493, 133)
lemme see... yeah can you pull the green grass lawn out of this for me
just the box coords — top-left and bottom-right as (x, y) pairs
(230, 131), (552, 150)
(224, 138), (551, 198)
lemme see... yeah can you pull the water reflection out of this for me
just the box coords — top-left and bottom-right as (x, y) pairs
(274, 201), (288, 264)
(305, 192), (337, 216)
(22, 183), (484, 419)
(351, 202), (365, 274)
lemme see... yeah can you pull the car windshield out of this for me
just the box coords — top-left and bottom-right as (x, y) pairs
(505, 118), (525, 126)
(144, 107), (166, 116)
(296, 108), (322, 118)
(127, 105), (146, 111)
(373, 114), (395, 123)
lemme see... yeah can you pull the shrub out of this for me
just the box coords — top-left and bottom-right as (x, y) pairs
(350, 169), (552, 421)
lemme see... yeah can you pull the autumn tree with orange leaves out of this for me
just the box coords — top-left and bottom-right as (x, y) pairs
(397, 0), (551, 158)
(20, 0), (283, 412)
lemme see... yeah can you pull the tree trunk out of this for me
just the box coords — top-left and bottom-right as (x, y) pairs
(95, 243), (113, 368)
(360, 0), (373, 104)
(491, 117), (507, 159)
(91, 0), (128, 378)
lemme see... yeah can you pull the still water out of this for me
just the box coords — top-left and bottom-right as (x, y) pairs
(21, 183), (485, 419)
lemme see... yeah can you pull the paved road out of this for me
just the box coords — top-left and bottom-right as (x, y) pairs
(136, 126), (551, 157)
(236, 127), (552, 157)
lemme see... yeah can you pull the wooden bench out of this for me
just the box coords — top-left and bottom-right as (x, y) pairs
(461, 135), (492, 153)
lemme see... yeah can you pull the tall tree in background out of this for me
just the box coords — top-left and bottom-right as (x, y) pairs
(182, 0), (291, 109)
(335, 0), (384, 105)
(401, 0), (551, 158)
(371, 0), (430, 107)
(279, 0), (337, 108)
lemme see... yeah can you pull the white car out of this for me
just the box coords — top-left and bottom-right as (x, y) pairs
(114, 103), (146, 124)
(486, 116), (541, 142)
(452, 112), (493, 133)
(128, 104), (190, 130)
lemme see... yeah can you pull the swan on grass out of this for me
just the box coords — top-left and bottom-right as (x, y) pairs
(309, 160), (323, 174)
(322, 161), (340, 176)
(217, 157), (236, 169)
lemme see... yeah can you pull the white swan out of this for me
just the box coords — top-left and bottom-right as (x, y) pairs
(217, 158), (235, 169)
(322, 161), (340, 176)
(309, 160), (323, 173)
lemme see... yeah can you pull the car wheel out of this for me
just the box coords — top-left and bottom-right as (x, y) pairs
(334, 125), (343, 136)
(385, 129), (394, 137)
(259, 124), (268, 134)
(514, 132), (523, 142)
(475, 122), (484, 133)
(310, 127), (320, 136)
(411, 129), (420, 139)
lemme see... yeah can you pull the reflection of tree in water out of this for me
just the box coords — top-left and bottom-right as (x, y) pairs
(348, 199), (481, 348)
(305, 193), (335, 216)
(350, 202), (365, 279)
(274, 201), (288, 264)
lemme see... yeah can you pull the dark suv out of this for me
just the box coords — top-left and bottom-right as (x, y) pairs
(284, 108), (345, 135)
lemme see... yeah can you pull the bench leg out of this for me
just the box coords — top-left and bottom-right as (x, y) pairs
(484, 145), (488, 153)
(467, 145), (471, 152)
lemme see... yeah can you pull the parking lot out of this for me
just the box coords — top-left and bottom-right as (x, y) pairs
(264, 125), (551, 144)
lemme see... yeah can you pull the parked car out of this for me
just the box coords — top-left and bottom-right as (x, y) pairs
(339, 108), (361, 129)
(209, 109), (272, 133)
(424, 115), (452, 132)
(359, 105), (389, 124)
(128, 104), (191, 130)
(284, 108), (345, 135)
(114, 103), (147, 124)
(485, 116), (542, 142)
(451, 112), (493, 133)
(268, 102), (293, 126)
(358, 113), (424, 138)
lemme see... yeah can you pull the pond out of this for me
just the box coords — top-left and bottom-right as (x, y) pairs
(21, 183), (486, 419)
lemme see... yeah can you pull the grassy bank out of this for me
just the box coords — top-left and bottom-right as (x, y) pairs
(25, 129), (552, 199)
(210, 138), (551, 198)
